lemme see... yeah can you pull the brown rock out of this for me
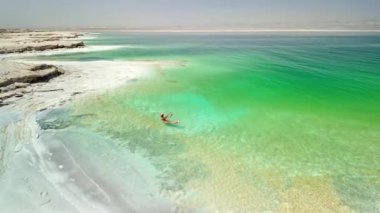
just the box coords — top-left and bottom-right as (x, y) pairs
(30, 64), (54, 71)
(14, 82), (30, 88)
(14, 93), (23, 97)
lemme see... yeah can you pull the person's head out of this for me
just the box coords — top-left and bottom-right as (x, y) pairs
(160, 113), (164, 118)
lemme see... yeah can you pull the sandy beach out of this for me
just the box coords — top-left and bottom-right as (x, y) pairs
(0, 30), (181, 212)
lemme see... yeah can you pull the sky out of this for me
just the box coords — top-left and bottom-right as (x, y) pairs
(1, 0), (380, 30)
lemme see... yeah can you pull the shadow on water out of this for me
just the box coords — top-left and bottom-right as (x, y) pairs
(74, 113), (96, 119)
(164, 123), (185, 129)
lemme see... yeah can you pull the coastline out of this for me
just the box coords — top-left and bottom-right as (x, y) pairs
(2, 30), (378, 212)
(0, 30), (181, 212)
(0, 30), (85, 54)
(0, 30), (87, 102)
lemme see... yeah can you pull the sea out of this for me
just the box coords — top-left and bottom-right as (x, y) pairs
(35, 32), (380, 212)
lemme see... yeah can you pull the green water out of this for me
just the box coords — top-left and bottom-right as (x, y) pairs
(47, 33), (380, 211)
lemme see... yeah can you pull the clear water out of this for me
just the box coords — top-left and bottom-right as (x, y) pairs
(42, 33), (380, 211)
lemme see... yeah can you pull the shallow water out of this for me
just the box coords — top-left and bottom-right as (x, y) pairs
(42, 33), (380, 211)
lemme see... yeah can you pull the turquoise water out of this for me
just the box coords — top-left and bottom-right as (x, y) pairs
(44, 33), (380, 211)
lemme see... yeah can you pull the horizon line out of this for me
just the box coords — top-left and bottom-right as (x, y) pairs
(3, 27), (380, 33)
(57, 28), (380, 33)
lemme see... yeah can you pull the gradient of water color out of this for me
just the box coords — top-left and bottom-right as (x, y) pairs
(42, 33), (380, 212)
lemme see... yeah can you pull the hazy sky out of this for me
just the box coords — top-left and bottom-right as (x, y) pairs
(1, 0), (380, 29)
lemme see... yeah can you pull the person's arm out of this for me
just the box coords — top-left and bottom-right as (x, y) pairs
(162, 113), (174, 120)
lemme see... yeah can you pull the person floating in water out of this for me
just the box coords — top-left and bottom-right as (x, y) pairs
(160, 112), (180, 124)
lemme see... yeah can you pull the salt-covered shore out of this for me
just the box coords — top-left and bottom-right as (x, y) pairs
(0, 31), (182, 212)
(0, 30), (84, 54)
(0, 30), (87, 102)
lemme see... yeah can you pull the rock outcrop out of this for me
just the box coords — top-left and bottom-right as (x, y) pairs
(0, 62), (64, 87)
(0, 41), (85, 54)
(0, 61), (65, 101)
(0, 30), (85, 103)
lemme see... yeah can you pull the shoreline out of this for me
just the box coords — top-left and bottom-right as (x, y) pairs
(0, 30), (88, 102)
(1, 29), (378, 212)
(0, 31), (182, 212)
(0, 30), (86, 54)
